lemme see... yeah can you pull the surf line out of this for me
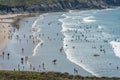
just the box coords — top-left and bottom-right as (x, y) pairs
(31, 14), (47, 56)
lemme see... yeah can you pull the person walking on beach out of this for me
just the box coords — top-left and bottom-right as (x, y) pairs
(30, 64), (32, 70)
(2, 52), (5, 60)
(24, 34), (26, 38)
(25, 56), (28, 64)
(7, 53), (10, 60)
(42, 63), (45, 70)
(117, 66), (119, 70)
(21, 57), (24, 64)
(52, 59), (57, 65)
(27, 39), (28, 44)
(18, 64), (20, 69)
(33, 67), (35, 71)
(39, 65), (41, 69)
(59, 47), (63, 53)
(38, 65), (41, 72)
(23, 66), (25, 71)
(22, 48), (24, 54)
(42, 63), (44, 68)
(74, 68), (78, 74)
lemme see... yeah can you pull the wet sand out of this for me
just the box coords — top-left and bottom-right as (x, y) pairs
(0, 13), (92, 77)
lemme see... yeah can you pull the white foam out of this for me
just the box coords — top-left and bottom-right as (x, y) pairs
(31, 14), (47, 57)
(60, 13), (101, 76)
(110, 41), (120, 58)
(63, 43), (101, 77)
(98, 26), (102, 29)
(60, 8), (120, 77)
(83, 16), (96, 23)
(32, 39), (43, 56)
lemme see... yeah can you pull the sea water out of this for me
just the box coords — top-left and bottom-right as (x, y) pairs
(1, 7), (120, 77)
(31, 8), (120, 77)
(59, 8), (120, 77)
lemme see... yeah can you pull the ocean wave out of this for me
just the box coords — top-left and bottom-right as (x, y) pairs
(83, 16), (96, 23)
(61, 7), (120, 77)
(60, 12), (101, 76)
(63, 38), (101, 77)
(31, 14), (48, 57)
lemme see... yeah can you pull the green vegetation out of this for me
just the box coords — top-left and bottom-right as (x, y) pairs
(0, 0), (57, 7)
(0, 70), (120, 80)
(0, 0), (119, 7)
(0, 0), (88, 6)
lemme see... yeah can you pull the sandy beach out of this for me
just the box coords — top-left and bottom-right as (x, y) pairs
(0, 0), (120, 79)
(0, 13), (92, 77)
(0, 16), (13, 55)
(1, 8), (120, 77)
(0, 14), (24, 51)
(0, 13), (33, 54)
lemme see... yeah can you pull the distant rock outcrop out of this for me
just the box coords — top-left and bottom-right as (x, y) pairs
(0, 0), (120, 14)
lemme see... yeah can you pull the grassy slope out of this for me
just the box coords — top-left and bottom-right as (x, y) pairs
(0, 0), (56, 7)
(0, 0), (104, 7)
(0, 71), (119, 80)
(1, 0), (120, 8)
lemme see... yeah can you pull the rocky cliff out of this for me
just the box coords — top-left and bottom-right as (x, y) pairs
(0, 0), (120, 14)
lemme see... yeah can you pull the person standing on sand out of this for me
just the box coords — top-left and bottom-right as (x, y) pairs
(33, 67), (35, 71)
(23, 66), (24, 71)
(2, 52), (5, 60)
(25, 56), (28, 64)
(24, 34), (26, 38)
(30, 64), (32, 70)
(21, 57), (24, 64)
(19, 39), (21, 43)
(7, 53), (10, 60)
(42, 63), (45, 70)
(18, 64), (20, 69)
(22, 48), (24, 54)
(52, 59), (57, 65)
(38, 65), (41, 71)
(117, 66), (119, 70)
(74, 68), (78, 74)
(39, 65), (41, 69)
(27, 39), (28, 44)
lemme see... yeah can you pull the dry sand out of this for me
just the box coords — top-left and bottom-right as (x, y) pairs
(0, 14), (21, 55)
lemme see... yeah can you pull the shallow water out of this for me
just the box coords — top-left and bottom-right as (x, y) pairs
(0, 13), (91, 76)
(1, 8), (120, 77)
(60, 8), (120, 77)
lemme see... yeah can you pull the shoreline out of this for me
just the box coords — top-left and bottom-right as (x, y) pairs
(0, 7), (120, 78)
(0, 12), (92, 76)
(0, 14), (29, 55)
(0, 16), (12, 55)
(0, 13), (40, 55)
